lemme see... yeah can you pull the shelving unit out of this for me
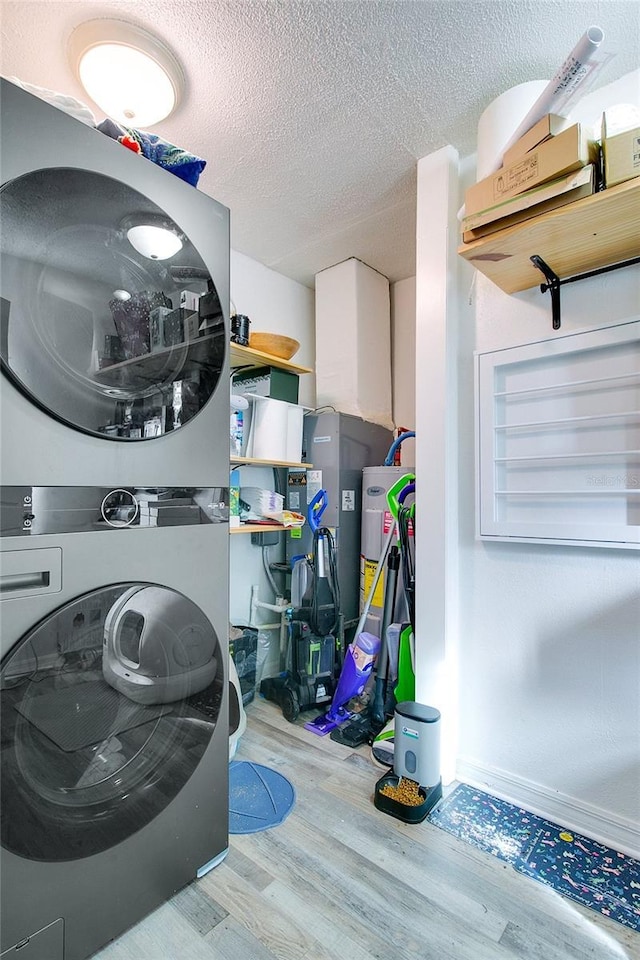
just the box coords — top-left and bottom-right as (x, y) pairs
(230, 523), (291, 535)
(231, 455), (310, 469)
(458, 179), (640, 295)
(229, 339), (312, 533)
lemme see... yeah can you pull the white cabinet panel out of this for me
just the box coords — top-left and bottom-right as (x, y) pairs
(476, 319), (640, 548)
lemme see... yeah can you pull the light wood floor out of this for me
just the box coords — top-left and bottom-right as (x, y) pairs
(94, 696), (640, 960)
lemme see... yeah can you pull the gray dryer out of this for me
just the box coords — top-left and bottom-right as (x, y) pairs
(0, 78), (229, 489)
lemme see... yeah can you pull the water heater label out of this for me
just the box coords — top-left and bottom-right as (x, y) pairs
(361, 557), (385, 608)
(306, 470), (322, 502)
(342, 490), (355, 511)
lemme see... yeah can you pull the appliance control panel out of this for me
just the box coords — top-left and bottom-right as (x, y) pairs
(0, 487), (229, 537)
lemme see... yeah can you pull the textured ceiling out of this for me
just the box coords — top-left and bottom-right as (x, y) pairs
(1, 1), (639, 287)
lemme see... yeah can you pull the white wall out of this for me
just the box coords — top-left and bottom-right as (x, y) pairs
(230, 249), (315, 407)
(229, 249), (314, 680)
(458, 261), (640, 858)
(415, 75), (640, 857)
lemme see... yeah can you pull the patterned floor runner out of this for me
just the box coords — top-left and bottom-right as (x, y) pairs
(428, 783), (640, 932)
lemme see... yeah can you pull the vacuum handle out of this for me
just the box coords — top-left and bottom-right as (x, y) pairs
(316, 534), (327, 579)
(307, 488), (328, 534)
(398, 482), (415, 504)
(387, 473), (416, 521)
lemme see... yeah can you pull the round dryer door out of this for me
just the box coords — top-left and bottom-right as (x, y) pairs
(0, 168), (225, 440)
(0, 583), (223, 862)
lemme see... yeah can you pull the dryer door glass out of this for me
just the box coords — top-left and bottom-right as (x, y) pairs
(0, 168), (225, 440)
(0, 583), (223, 862)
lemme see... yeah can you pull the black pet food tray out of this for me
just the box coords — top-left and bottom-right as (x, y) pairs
(373, 771), (442, 824)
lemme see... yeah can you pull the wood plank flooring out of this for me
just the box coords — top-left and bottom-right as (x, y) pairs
(93, 697), (640, 960)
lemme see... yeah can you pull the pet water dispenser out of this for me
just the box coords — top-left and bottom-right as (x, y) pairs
(374, 701), (443, 823)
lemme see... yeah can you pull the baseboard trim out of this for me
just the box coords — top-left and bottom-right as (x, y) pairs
(455, 758), (640, 861)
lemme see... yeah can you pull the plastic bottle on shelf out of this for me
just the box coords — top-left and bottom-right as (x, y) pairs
(230, 394), (249, 456)
(232, 409), (244, 455)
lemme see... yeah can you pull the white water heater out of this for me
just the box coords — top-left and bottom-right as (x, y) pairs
(359, 464), (406, 636)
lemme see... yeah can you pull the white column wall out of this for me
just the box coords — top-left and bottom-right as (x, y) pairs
(391, 277), (416, 469)
(414, 146), (464, 784)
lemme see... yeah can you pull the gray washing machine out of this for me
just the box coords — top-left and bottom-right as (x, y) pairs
(1, 77), (231, 960)
(0, 490), (229, 960)
(0, 78), (229, 489)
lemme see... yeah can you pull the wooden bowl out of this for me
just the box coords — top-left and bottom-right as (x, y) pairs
(249, 332), (300, 360)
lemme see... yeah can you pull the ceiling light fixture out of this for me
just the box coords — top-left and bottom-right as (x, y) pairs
(69, 19), (184, 127)
(126, 223), (183, 261)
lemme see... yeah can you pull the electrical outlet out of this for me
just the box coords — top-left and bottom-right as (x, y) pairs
(251, 530), (281, 546)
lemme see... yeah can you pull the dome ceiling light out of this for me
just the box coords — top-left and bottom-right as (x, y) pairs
(69, 19), (184, 127)
(126, 224), (183, 261)
(119, 215), (184, 260)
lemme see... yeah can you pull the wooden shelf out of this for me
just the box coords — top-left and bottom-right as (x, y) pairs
(231, 456), (311, 469)
(458, 179), (640, 294)
(230, 523), (287, 535)
(230, 342), (312, 375)
(93, 334), (222, 386)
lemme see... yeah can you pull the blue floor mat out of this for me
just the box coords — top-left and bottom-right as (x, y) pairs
(428, 783), (640, 931)
(229, 761), (296, 834)
(428, 782), (543, 863)
(516, 824), (640, 932)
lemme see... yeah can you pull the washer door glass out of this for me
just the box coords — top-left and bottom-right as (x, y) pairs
(0, 168), (225, 439)
(0, 583), (223, 862)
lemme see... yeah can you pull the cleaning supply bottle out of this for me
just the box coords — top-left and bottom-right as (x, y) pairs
(230, 394), (248, 456)
(232, 409), (243, 456)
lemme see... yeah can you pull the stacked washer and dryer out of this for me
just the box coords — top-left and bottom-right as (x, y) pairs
(0, 79), (230, 960)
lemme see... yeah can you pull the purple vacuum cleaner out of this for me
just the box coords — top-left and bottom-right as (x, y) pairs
(304, 632), (380, 736)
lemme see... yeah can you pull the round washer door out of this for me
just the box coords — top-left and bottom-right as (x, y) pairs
(0, 583), (223, 862)
(0, 167), (225, 440)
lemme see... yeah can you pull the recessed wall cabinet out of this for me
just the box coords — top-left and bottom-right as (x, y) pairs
(476, 319), (640, 549)
(459, 179), (640, 328)
(230, 342), (312, 533)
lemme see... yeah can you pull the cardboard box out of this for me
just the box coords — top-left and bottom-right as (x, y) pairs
(232, 365), (299, 404)
(178, 289), (201, 312)
(502, 114), (572, 168)
(163, 308), (200, 346)
(602, 126), (640, 188)
(466, 123), (598, 215)
(461, 165), (595, 242)
(149, 306), (171, 352)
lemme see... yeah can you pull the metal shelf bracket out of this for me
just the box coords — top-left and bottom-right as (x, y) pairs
(531, 254), (640, 331)
(531, 256), (562, 330)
